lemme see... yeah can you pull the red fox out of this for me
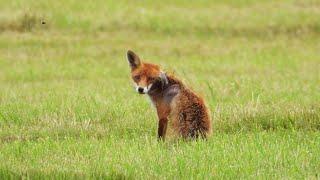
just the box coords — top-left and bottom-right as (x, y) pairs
(126, 50), (211, 140)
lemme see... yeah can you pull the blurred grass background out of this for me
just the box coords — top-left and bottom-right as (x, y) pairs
(0, 0), (319, 179)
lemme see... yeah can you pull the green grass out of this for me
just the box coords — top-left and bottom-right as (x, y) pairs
(1, 132), (319, 179)
(0, 0), (319, 179)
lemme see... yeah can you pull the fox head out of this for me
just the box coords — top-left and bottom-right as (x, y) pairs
(126, 50), (168, 94)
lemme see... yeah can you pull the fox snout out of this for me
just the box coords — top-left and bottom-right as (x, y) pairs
(135, 84), (153, 94)
(137, 87), (146, 94)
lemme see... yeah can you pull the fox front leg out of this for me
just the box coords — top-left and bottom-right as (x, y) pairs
(156, 105), (170, 140)
(158, 118), (168, 140)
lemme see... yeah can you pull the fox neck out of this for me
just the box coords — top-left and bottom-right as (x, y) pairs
(147, 74), (182, 99)
(147, 78), (170, 97)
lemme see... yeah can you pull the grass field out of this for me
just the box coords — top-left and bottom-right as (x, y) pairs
(0, 0), (320, 179)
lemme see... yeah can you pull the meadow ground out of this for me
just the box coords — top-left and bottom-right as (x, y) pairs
(0, 0), (319, 179)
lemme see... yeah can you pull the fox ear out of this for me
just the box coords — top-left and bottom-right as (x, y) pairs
(127, 50), (141, 70)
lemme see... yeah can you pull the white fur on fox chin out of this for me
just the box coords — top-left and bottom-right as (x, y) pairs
(134, 83), (153, 94)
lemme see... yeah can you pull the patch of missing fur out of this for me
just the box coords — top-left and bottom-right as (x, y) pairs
(163, 84), (180, 104)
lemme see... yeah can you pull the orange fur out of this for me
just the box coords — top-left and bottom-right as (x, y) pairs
(127, 50), (211, 140)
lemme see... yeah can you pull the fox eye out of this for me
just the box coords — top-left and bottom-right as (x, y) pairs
(133, 75), (140, 81)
